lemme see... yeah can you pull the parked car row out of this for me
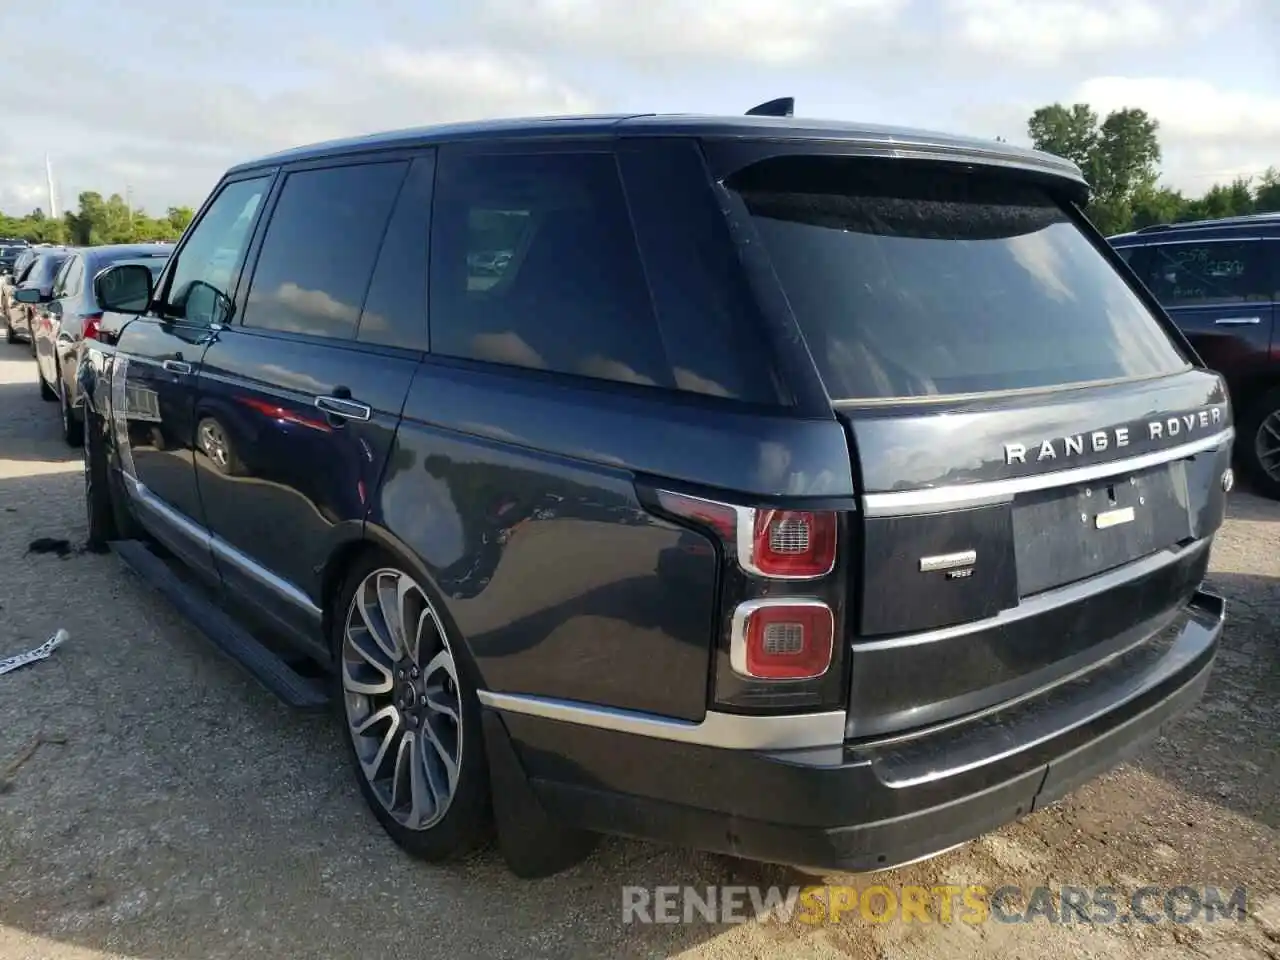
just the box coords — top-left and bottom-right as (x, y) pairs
(1109, 214), (1280, 500)
(0, 237), (33, 315)
(71, 103), (1233, 881)
(4, 242), (172, 444)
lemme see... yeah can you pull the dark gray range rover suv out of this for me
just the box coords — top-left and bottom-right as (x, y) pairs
(78, 104), (1232, 877)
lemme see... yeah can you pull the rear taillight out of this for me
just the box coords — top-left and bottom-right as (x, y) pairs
(82, 312), (103, 341)
(651, 488), (849, 713)
(655, 490), (737, 541)
(742, 509), (837, 579)
(732, 599), (834, 680)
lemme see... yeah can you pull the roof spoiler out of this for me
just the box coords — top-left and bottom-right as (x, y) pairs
(745, 97), (794, 118)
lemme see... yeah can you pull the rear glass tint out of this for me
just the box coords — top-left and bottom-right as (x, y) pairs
(729, 157), (1189, 400)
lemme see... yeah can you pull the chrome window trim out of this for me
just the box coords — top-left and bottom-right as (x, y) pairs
(123, 475), (321, 619)
(1120, 235), (1275, 246)
(476, 691), (846, 750)
(862, 428), (1232, 516)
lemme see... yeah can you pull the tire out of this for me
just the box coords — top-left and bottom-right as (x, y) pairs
(333, 554), (492, 861)
(83, 411), (119, 552)
(37, 355), (56, 401)
(1241, 387), (1280, 500)
(58, 369), (84, 448)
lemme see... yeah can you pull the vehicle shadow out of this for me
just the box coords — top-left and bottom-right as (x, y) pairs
(0, 463), (828, 960)
(1135, 568), (1279, 830)
(1224, 484), (1280, 522)
(0, 370), (77, 465)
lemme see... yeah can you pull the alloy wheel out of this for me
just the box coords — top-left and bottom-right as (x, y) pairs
(198, 419), (230, 470)
(341, 569), (462, 832)
(1256, 409), (1280, 483)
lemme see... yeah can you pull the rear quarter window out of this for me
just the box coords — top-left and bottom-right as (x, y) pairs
(428, 146), (783, 404)
(730, 156), (1190, 400)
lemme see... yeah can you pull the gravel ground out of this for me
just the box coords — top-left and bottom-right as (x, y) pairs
(0, 344), (1276, 960)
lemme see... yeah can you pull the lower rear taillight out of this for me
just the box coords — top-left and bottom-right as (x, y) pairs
(731, 599), (834, 680)
(82, 312), (103, 341)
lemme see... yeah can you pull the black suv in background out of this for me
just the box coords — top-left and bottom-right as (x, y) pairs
(0, 238), (29, 277)
(0, 238), (31, 314)
(4, 246), (69, 346)
(80, 108), (1231, 878)
(1111, 214), (1280, 498)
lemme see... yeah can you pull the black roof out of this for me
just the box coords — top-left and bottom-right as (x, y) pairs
(84, 242), (174, 267)
(1110, 211), (1280, 244)
(226, 112), (1086, 189)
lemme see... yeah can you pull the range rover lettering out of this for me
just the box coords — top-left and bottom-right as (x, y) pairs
(78, 101), (1232, 877)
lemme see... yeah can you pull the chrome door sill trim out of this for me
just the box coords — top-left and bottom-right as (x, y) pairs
(123, 474), (321, 620)
(477, 691), (845, 751)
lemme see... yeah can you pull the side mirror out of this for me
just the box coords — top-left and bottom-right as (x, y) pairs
(182, 280), (233, 326)
(95, 263), (154, 314)
(13, 286), (43, 304)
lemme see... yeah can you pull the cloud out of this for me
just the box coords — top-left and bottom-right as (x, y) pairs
(0, 41), (593, 216)
(477, 0), (908, 65)
(946, 0), (1171, 63)
(945, 0), (1252, 64)
(0, 0), (1272, 216)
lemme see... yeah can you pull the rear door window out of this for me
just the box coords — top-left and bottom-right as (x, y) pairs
(241, 161), (409, 341)
(429, 149), (675, 391)
(1130, 239), (1275, 307)
(62, 257), (84, 297)
(729, 156), (1191, 400)
(50, 257), (74, 298)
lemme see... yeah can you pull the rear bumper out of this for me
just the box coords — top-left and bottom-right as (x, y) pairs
(482, 589), (1223, 872)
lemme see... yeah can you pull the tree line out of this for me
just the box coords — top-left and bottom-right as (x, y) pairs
(0, 191), (195, 246)
(1026, 102), (1280, 236)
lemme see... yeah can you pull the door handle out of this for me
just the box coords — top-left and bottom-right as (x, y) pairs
(1214, 317), (1261, 325)
(315, 395), (371, 421)
(162, 359), (192, 374)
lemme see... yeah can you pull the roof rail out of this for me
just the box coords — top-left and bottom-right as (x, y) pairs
(746, 97), (794, 118)
(1137, 211), (1280, 234)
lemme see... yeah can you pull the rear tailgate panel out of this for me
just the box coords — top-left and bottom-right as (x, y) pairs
(1012, 460), (1194, 597)
(839, 368), (1231, 736)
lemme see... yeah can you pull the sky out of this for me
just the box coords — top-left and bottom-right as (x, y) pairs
(0, 0), (1276, 217)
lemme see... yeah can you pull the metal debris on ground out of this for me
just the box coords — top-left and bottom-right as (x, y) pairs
(0, 629), (69, 677)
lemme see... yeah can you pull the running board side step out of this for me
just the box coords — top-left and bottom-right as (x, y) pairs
(111, 539), (329, 710)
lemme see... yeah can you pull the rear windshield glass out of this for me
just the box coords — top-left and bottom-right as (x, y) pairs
(729, 157), (1189, 400)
